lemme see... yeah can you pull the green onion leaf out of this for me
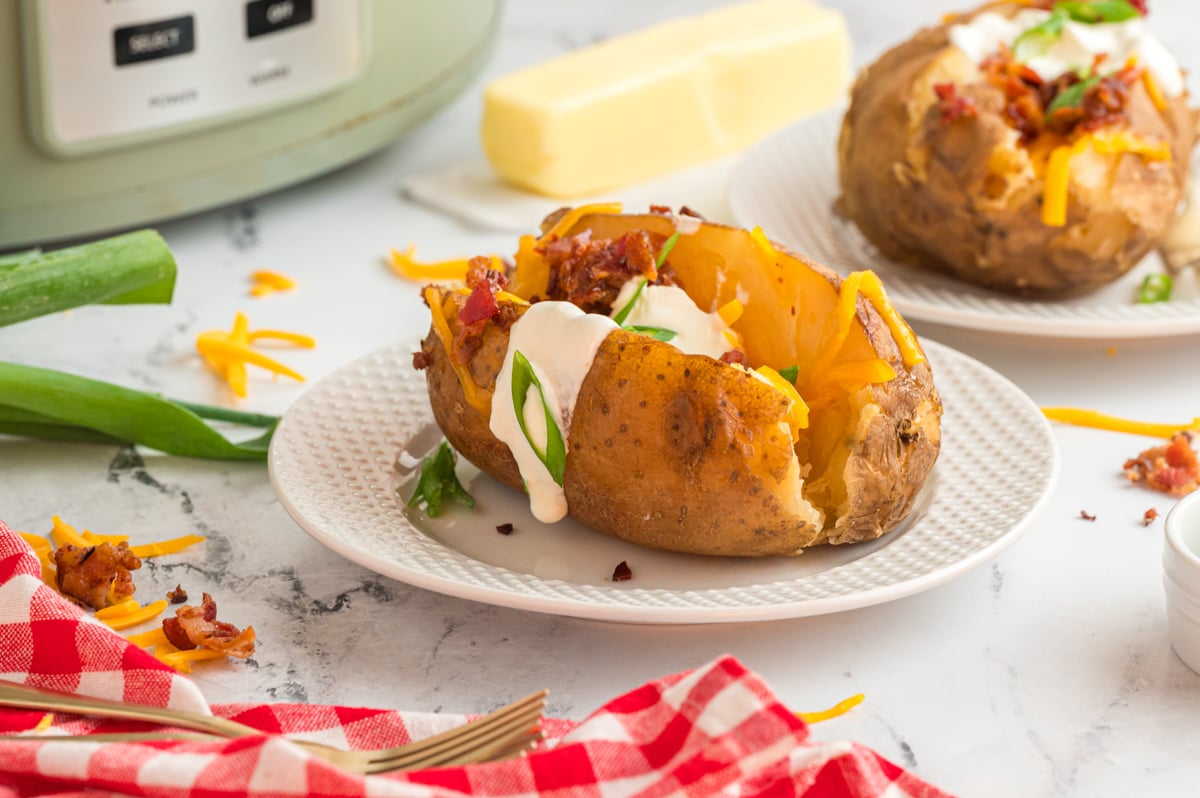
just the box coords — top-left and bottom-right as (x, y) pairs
(778, 365), (800, 384)
(1013, 7), (1069, 61)
(624, 325), (678, 342)
(655, 232), (681, 268)
(1055, 1), (1141, 23)
(1137, 273), (1173, 303)
(511, 351), (566, 486)
(1046, 73), (1102, 115)
(407, 441), (475, 517)
(0, 230), (176, 328)
(611, 278), (648, 326)
(0, 362), (275, 459)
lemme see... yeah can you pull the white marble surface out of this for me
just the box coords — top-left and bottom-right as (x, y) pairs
(3, 2), (1200, 795)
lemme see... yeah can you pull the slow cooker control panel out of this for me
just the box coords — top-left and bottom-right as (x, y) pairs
(24, 0), (363, 154)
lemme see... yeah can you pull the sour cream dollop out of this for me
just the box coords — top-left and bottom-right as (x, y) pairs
(948, 9), (1183, 97)
(609, 280), (735, 359)
(489, 301), (616, 523)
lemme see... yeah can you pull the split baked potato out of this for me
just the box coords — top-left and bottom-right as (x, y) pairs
(839, 0), (1198, 297)
(414, 207), (941, 557)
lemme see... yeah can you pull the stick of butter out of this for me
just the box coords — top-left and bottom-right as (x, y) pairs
(481, 0), (850, 198)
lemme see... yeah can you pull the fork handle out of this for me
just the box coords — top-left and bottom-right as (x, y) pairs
(0, 680), (261, 739)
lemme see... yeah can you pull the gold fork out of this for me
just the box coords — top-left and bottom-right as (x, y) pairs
(0, 679), (546, 775)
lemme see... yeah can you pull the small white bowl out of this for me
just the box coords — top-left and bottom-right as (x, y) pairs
(1163, 491), (1200, 674)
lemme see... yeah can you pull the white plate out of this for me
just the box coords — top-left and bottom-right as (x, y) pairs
(268, 339), (1058, 624)
(729, 108), (1200, 339)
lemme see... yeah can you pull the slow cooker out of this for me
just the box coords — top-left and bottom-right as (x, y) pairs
(1, 0), (502, 248)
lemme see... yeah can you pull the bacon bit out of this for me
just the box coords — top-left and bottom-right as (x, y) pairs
(542, 230), (664, 314)
(1124, 432), (1200, 496)
(649, 204), (672, 215)
(496, 522), (514, 535)
(1130, 0), (1148, 14)
(1143, 508), (1159, 527)
(719, 350), (750, 366)
(678, 206), (706, 219)
(167, 585), (188, 604)
(934, 82), (979, 123)
(1080, 510), (1097, 521)
(612, 561), (633, 582)
(412, 350), (432, 371)
(54, 542), (142, 610)
(460, 281), (500, 326)
(162, 593), (256, 658)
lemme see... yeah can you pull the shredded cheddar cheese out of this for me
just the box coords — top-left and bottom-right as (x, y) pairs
(424, 286), (488, 413)
(32, 714), (54, 733)
(18, 531), (50, 552)
(855, 271), (925, 368)
(94, 597), (140, 620)
(248, 269), (297, 298)
(749, 226), (778, 262)
(128, 534), (206, 559)
(538, 203), (624, 244)
(1142, 69), (1167, 112)
(1043, 132), (1173, 227)
(388, 246), (507, 282)
(100, 599), (169, 631)
(50, 516), (88, 549)
(797, 693), (865, 724)
(159, 648), (227, 673)
(81, 529), (129, 545)
(717, 298), (744, 326)
(196, 312), (314, 397)
(125, 627), (171, 647)
(756, 366), (810, 437)
(1042, 408), (1200, 438)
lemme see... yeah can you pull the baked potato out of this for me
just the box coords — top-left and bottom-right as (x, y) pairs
(839, 0), (1198, 298)
(414, 206), (941, 557)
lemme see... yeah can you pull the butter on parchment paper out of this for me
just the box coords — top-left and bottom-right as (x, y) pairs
(481, 0), (850, 198)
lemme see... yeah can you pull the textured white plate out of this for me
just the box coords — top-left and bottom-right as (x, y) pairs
(268, 339), (1058, 624)
(729, 108), (1200, 339)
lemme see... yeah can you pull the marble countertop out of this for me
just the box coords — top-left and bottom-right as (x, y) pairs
(3, 1), (1199, 795)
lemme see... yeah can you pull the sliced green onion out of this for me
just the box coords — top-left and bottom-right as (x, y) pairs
(0, 230), (176, 329)
(511, 351), (566, 485)
(655, 232), (681, 268)
(0, 362), (275, 460)
(1055, 1), (1141, 23)
(1137, 273), (1173, 303)
(611, 278), (648, 326)
(1013, 7), (1069, 61)
(1047, 73), (1102, 116)
(407, 442), (475, 517)
(778, 365), (800, 384)
(624, 325), (678, 342)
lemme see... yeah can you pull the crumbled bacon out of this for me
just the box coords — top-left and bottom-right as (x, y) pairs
(980, 45), (1140, 142)
(162, 593), (256, 658)
(649, 204), (672, 215)
(412, 350), (431, 370)
(542, 230), (663, 314)
(719, 350), (750, 366)
(934, 82), (979, 123)
(460, 281), (499, 326)
(678, 206), (705, 219)
(167, 584), (188, 604)
(496, 522), (514, 535)
(1130, 0), (1149, 14)
(1143, 508), (1159, 527)
(1080, 510), (1098, 521)
(54, 542), (141, 610)
(1124, 432), (1200, 496)
(612, 561), (633, 582)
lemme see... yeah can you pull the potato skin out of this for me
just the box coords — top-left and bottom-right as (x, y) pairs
(838, 3), (1199, 298)
(420, 221), (942, 556)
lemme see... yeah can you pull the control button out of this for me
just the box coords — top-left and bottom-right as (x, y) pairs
(114, 16), (195, 67)
(246, 0), (314, 39)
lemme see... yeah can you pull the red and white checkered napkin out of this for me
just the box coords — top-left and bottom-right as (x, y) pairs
(0, 520), (955, 798)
